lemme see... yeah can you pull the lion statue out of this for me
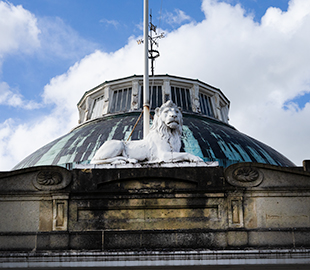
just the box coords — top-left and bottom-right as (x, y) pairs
(90, 100), (203, 164)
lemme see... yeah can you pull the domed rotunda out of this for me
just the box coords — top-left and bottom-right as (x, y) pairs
(13, 74), (294, 169)
(2, 0), (310, 264)
(3, 74), (310, 268)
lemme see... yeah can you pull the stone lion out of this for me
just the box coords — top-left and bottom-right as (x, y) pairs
(90, 100), (203, 164)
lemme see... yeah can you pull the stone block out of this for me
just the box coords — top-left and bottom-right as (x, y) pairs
(177, 232), (227, 248)
(104, 231), (141, 250)
(227, 231), (248, 246)
(303, 160), (310, 172)
(294, 230), (310, 247)
(70, 232), (102, 250)
(0, 235), (35, 251)
(213, 232), (227, 248)
(103, 230), (228, 250)
(142, 232), (175, 249)
(174, 232), (198, 248)
(248, 231), (293, 247)
(0, 201), (39, 232)
(37, 232), (69, 250)
(39, 200), (52, 231)
(254, 197), (310, 228)
(37, 233), (49, 250)
(49, 233), (69, 250)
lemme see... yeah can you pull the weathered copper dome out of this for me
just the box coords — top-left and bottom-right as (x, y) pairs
(13, 75), (295, 169)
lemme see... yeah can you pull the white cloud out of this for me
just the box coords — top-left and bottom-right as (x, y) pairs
(0, 1), (97, 107)
(37, 16), (98, 61)
(0, 1), (95, 60)
(0, 82), (41, 109)
(0, 40), (143, 171)
(163, 9), (192, 26)
(150, 0), (310, 166)
(0, 115), (70, 170)
(0, 119), (16, 170)
(0, 1), (42, 113)
(0, 1), (40, 56)
(1, 0), (310, 170)
(42, 40), (143, 118)
(100, 18), (120, 28)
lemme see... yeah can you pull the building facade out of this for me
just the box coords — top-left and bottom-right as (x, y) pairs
(1, 75), (309, 269)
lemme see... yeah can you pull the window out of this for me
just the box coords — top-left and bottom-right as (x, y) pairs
(140, 86), (163, 109)
(90, 96), (105, 119)
(199, 93), (214, 117)
(171, 87), (192, 112)
(110, 88), (132, 113)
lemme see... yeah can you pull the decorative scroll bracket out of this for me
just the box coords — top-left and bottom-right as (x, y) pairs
(225, 164), (264, 188)
(32, 167), (72, 191)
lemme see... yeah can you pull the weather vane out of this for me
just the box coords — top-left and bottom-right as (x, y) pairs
(137, 11), (165, 76)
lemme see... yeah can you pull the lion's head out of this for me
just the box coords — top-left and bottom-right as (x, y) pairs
(150, 100), (183, 144)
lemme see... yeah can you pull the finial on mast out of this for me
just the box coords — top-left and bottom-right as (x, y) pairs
(137, 8), (165, 76)
(149, 11), (165, 76)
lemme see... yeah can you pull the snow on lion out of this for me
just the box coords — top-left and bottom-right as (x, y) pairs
(90, 100), (203, 164)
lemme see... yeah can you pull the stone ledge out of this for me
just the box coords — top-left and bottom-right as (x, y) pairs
(1, 229), (310, 252)
(75, 161), (219, 169)
(1, 249), (310, 268)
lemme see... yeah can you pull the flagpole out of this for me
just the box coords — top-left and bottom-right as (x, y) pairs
(143, 0), (150, 138)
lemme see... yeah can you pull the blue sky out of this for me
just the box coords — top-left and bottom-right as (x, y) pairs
(1, 0), (291, 122)
(1, 0), (310, 170)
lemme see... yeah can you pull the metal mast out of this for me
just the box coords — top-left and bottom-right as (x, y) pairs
(140, 1), (164, 138)
(143, 0), (149, 138)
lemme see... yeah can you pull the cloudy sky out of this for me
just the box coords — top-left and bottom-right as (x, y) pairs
(0, 0), (309, 170)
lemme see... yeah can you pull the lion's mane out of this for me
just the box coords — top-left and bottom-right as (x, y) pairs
(148, 101), (183, 152)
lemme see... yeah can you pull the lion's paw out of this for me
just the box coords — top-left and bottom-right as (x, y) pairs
(128, 158), (138, 164)
(111, 159), (126, 165)
(189, 155), (204, 162)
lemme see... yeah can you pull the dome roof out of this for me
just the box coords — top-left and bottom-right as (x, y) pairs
(13, 112), (294, 170)
(13, 75), (295, 170)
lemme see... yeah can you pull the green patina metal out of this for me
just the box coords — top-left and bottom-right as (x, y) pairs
(182, 126), (204, 159)
(34, 131), (77, 167)
(13, 112), (295, 170)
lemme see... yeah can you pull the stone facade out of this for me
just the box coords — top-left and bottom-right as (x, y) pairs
(1, 162), (310, 268)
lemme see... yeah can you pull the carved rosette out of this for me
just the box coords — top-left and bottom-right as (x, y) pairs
(37, 171), (62, 185)
(225, 165), (263, 187)
(32, 169), (71, 190)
